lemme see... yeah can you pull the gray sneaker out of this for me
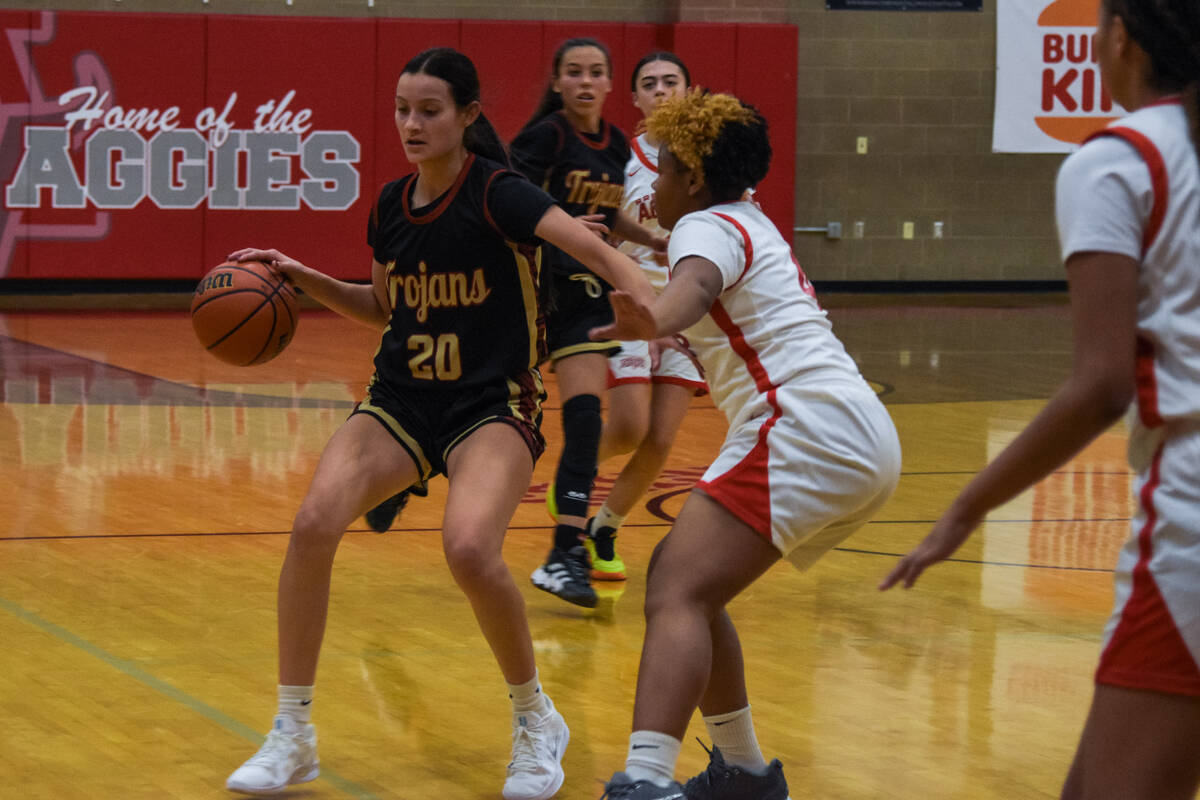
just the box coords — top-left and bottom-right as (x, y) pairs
(600, 772), (686, 799)
(682, 744), (788, 800)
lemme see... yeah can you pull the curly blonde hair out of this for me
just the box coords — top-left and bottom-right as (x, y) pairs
(646, 90), (770, 202)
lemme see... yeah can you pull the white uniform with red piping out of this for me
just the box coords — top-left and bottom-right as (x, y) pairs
(667, 199), (901, 569)
(1057, 97), (1200, 695)
(609, 133), (706, 393)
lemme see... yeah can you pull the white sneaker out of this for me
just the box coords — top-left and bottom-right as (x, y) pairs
(502, 696), (570, 800)
(226, 715), (319, 795)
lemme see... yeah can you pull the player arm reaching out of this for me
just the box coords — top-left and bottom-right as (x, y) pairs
(227, 246), (390, 331)
(534, 206), (657, 308)
(879, 251), (1138, 590)
(591, 255), (722, 342)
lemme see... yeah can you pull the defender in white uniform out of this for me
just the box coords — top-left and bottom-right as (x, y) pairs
(595, 91), (900, 800)
(881, 2), (1200, 797)
(584, 52), (707, 583)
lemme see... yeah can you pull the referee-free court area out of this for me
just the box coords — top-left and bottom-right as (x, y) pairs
(1, 297), (1143, 799)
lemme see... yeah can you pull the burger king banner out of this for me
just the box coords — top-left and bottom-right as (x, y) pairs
(993, 0), (1122, 153)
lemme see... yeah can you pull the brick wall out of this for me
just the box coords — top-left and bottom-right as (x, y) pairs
(1, 0), (1067, 284)
(788, 0), (1063, 284)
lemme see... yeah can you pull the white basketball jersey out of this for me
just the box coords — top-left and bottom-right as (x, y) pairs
(1057, 99), (1200, 426)
(618, 134), (670, 292)
(667, 201), (867, 424)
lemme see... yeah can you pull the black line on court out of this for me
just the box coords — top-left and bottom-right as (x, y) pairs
(1, 523), (1119, 574)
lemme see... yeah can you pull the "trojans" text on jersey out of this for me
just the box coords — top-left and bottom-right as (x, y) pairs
(388, 260), (491, 324)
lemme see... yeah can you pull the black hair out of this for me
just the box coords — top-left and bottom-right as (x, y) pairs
(402, 47), (509, 167)
(1103, 0), (1200, 163)
(518, 37), (612, 135)
(629, 51), (691, 92)
(704, 107), (771, 203)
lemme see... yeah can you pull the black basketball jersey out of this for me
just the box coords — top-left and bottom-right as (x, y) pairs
(510, 111), (630, 276)
(366, 155), (554, 390)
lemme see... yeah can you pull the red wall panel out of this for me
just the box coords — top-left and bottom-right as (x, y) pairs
(460, 20), (543, 143)
(203, 15), (376, 280)
(0, 12), (797, 282)
(0, 10), (34, 279)
(735, 25), (797, 237)
(12, 11), (206, 279)
(374, 19), (461, 195)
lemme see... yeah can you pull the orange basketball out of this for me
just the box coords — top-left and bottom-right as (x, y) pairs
(191, 260), (299, 366)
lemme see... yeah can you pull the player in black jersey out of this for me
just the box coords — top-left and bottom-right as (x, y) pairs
(223, 48), (652, 800)
(511, 38), (667, 609)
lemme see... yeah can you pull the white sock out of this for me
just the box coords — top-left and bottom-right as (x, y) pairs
(703, 705), (767, 772)
(625, 730), (681, 787)
(278, 685), (313, 726)
(593, 505), (625, 534)
(507, 672), (548, 715)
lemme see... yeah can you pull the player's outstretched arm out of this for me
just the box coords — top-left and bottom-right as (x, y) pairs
(535, 206), (655, 307)
(879, 252), (1139, 590)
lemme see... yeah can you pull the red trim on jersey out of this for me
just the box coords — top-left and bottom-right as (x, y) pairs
(1145, 95), (1184, 109)
(709, 298), (773, 395)
(564, 112), (612, 151)
(791, 253), (818, 300)
(711, 212), (754, 287)
(1095, 444), (1200, 695)
(1085, 126), (1169, 254)
(631, 137), (658, 173)
(482, 168), (507, 238)
(607, 374), (652, 389)
(1135, 335), (1165, 428)
(696, 390), (782, 539)
(402, 153), (476, 224)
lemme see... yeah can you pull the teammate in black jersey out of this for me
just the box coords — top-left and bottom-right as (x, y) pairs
(511, 38), (667, 609)
(223, 48), (652, 800)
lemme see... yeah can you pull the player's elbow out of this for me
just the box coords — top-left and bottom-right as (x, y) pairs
(1084, 372), (1135, 423)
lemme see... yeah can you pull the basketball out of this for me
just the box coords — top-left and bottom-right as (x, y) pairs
(191, 260), (299, 366)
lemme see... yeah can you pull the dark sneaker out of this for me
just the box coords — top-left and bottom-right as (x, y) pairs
(683, 744), (789, 800)
(601, 772), (686, 799)
(531, 546), (597, 608)
(584, 517), (626, 581)
(363, 483), (428, 533)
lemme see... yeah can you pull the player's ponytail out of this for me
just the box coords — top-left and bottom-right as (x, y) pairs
(402, 47), (509, 166)
(518, 37), (612, 137)
(464, 111), (510, 168)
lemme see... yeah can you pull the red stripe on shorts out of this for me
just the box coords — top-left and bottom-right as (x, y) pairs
(695, 389), (781, 540)
(1095, 443), (1200, 695)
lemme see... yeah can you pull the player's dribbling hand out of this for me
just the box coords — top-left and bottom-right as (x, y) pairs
(227, 248), (302, 283)
(590, 290), (657, 342)
(877, 507), (980, 590)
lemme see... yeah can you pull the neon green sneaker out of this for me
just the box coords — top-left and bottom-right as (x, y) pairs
(584, 518), (626, 581)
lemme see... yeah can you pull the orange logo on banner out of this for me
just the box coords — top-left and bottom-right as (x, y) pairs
(1035, 0), (1119, 144)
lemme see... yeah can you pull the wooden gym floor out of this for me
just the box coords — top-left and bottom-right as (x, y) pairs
(1, 298), (1170, 799)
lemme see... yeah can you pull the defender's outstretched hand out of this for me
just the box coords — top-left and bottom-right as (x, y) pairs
(878, 510), (980, 590)
(590, 290), (657, 342)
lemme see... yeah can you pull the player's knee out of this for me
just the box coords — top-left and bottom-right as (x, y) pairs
(604, 414), (649, 456)
(288, 505), (344, 558)
(442, 532), (499, 589)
